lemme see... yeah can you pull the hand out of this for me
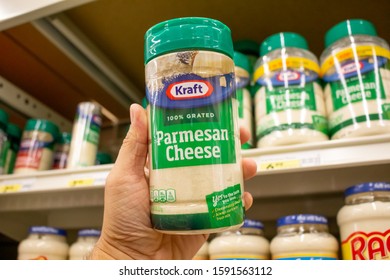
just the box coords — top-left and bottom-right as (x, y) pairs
(89, 104), (257, 260)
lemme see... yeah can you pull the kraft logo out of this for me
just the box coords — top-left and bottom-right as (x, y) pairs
(166, 80), (213, 100)
(277, 71), (300, 82)
(341, 62), (363, 75)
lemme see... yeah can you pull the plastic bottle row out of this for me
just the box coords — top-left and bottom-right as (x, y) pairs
(194, 182), (390, 260)
(233, 18), (390, 149)
(0, 102), (113, 176)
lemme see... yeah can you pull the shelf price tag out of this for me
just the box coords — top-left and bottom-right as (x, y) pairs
(0, 184), (22, 193)
(259, 159), (301, 171)
(68, 178), (95, 187)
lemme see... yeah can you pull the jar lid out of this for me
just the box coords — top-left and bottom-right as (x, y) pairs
(260, 32), (309, 56)
(0, 109), (9, 127)
(57, 132), (71, 144)
(144, 17), (234, 64)
(345, 182), (390, 197)
(325, 19), (377, 48)
(96, 152), (113, 165)
(141, 97), (148, 109)
(277, 214), (328, 227)
(29, 226), (66, 236)
(24, 119), (59, 138)
(233, 51), (251, 73)
(6, 123), (22, 139)
(243, 219), (264, 229)
(233, 39), (259, 56)
(78, 229), (101, 237)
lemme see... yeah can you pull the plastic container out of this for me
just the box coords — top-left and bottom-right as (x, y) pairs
(321, 19), (390, 139)
(52, 132), (71, 169)
(0, 109), (9, 175)
(270, 214), (339, 260)
(192, 241), (209, 260)
(337, 182), (390, 260)
(144, 17), (244, 234)
(234, 51), (254, 149)
(3, 123), (22, 174)
(67, 102), (102, 168)
(254, 32), (329, 148)
(233, 39), (259, 73)
(69, 229), (101, 260)
(14, 119), (59, 174)
(209, 219), (270, 259)
(18, 226), (69, 260)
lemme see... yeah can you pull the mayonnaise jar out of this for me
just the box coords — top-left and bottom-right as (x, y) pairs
(254, 32), (329, 148)
(18, 226), (69, 260)
(270, 214), (338, 260)
(337, 182), (390, 260)
(209, 219), (270, 259)
(320, 19), (390, 139)
(69, 229), (101, 260)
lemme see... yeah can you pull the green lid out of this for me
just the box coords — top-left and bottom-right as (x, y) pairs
(96, 152), (113, 165)
(260, 32), (309, 56)
(233, 39), (259, 56)
(141, 97), (148, 109)
(325, 19), (377, 48)
(0, 109), (9, 127)
(144, 17), (234, 63)
(233, 51), (251, 73)
(24, 119), (59, 138)
(6, 123), (22, 139)
(57, 132), (71, 144)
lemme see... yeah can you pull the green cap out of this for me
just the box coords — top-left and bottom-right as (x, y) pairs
(144, 17), (234, 63)
(6, 123), (22, 140)
(141, 97), (148, 109)
(233, 39), (259, 56)
(57, 132), (71, 144)
(96, 152), (113, 165)
(325, 19), (377, 48)
(24, 119), (59, 138)
(0, 109), (9, 127)
(233, 51), (251, 73)
(260, 32), (309, 56)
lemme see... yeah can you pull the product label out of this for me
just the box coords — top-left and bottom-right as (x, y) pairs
(211, 254), (268, 260)
(148, 72), (237, 170)
(236, 88), (244, 118)
(15, 138), (54, 169)
(341, 229), (390, 260)
(273, 253), (337, 260)
(52, 152), (68, 169)
(76, 111), (102, 145)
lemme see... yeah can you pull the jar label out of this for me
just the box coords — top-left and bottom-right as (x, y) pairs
(148, 73), (237, 170)
(321, 45), (390, 137)
(15, 138), (55, 169)
(211, 254), (268, 260)
(272, 252), (337, 260)
(341, 229), (390, 260)
(75, 112), (102, 146)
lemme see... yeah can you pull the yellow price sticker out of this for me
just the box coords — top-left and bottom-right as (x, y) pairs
(259, 159), (301, 171)
(0, 184), (22, 193)
(68, 178), (95, 187)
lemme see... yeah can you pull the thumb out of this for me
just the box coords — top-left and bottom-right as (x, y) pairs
(111, 103), (148, 180)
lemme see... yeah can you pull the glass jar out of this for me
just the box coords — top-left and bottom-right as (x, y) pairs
(18, 226), (69, 260)
(52, 132), (71, 169)
(69, 229), (101, 260)
(270, 214), (338, 260)
(208, 219), (270, 259)
(337, 182), (390, 260)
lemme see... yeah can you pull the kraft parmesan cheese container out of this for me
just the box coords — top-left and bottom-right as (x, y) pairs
(321, 19), (390, 139)
(254, 33), (329, 148)
(270, 214), (339, 260)
(337, 182), (390, 260)
(144, 17), (245, 234)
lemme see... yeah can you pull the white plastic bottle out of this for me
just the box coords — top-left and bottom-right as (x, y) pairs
(69, 229), (101, 260)
(254, 32), (329, 148)
(18, 226), (69, 260)
(337, 182), (390, 260)
(270, 214), (338, 260)
(208, 219), (270, 259)
(320, 19), (390, 139)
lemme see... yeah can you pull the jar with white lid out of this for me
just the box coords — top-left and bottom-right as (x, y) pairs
(18, 226), (69, 260)
(320, 19), (390, 139)
(192, 241), (209, 260)
(208, 219), (270, 259)
(234, 51), (254, 149)
(270, 214), (338, 260)
(337, 182), (390, 260)
(69, 229), (101, 260)
(254, 32), (328, 148)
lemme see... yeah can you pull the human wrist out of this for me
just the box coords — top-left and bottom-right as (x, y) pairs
(88, 238), (135, 260)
